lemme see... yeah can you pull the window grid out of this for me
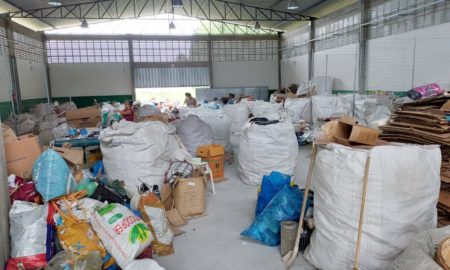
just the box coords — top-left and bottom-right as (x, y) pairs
(132, 40), (208, 62)
(212, 40), (278, 62)
(46, 40), (130, 63)
(14, 32), (44, 62)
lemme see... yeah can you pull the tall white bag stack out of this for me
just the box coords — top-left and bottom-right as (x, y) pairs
(223, 103), (250, 134)
(238, 115), (298, 185)
(304, 143), (441, 270)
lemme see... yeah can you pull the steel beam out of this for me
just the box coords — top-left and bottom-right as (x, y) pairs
(308, 19), (315, 80)
(4, 0), (315, 22)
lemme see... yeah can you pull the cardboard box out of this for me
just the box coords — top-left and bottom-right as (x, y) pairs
(53, 147), (84, 166)
(332, 115), (380, 146)
(197, 144), (225, 182)
(138, 113), (169, 124)
(2, 124), (17, 144)
(5, 134), (42, 179)
(172, 168), (207, 218)
(66, 107), (101, 128)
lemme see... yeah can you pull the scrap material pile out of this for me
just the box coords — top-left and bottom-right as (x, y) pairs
(380, 94), (450, 226)
(3, 101), (224, 270)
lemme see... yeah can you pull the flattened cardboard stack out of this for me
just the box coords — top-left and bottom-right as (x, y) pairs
(380, 95), (450, 226)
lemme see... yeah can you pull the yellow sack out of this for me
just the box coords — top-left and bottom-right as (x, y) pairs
(53, 200), (115, 268)
(138, 193), (175, 256)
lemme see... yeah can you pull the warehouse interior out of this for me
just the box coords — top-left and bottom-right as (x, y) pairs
(0, 0), (450, 269)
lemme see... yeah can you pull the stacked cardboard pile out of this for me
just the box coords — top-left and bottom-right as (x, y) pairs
(380, 95), (450, 226)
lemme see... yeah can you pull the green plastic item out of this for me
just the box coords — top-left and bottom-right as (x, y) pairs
(76, 182), (98, 197)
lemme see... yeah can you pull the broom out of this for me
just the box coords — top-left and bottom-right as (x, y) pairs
(282, 144), (318, 268)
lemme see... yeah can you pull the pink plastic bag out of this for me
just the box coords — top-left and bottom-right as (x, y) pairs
(407, 83), (445, 100)
(9, 176), (41, 204)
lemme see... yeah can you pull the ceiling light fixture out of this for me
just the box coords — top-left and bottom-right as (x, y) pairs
(255, 21), (261, 29)
(81, 19), (89, 28)
(172, 0), (183, 8)
(48, 0), (62, 6)
(287, 0), (299, 10)
(169, 21), (176, 30)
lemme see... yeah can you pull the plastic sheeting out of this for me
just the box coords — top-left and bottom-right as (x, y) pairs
(247, 100), (282, 120)
(9, 201), (47, 258)
(238, 116), (298, 185)
(304, 143), (441, 270)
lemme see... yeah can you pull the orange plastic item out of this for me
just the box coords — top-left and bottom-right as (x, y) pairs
(197, 144), (225, 182)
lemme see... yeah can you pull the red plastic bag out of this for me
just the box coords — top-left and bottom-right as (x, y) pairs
(6, 254), (46, 270)
(9, 176), (41, 204)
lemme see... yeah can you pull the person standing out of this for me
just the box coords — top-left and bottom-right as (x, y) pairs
(184, 93), (197, 107)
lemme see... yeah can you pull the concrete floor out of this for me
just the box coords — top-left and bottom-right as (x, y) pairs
(157, 137), (316, 270)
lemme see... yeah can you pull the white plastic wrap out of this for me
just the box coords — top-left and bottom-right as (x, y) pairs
(9, 201), (47, 258)
(304, 143), (441, 270)
(388, 226), (450, 270)
(238, 116), (298, 185)
(99, 121), (170, 188)
(223, 103), (249, 134)
(284, 98), (312, 124)
(311, 95), (349, 127)
(176, 115), (213, 156)
(182, 107), (231, 151)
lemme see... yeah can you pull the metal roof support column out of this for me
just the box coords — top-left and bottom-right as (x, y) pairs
(358, 0), (368, 94)
(5, 18), (22, 115)
(207, 34), (213, 87)
(308, 19), (315, 80)
(277, 31), (282, 89)
(128, 38), (136, 99)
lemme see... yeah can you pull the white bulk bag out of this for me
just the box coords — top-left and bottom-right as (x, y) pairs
(183, 107), (231, 151)
(99, 121), (169, 188)
(304, 143), (441, 270)
(223, 103), (249, 134)
(311, 95), (349, 127)
(284, 98), (312, 124)
(247, 100), (282, 120)
(10, 201), (47, 258)
(91, 203), (152, 269)
(238, 116), (298, 185)
(176, 115), (213, 156)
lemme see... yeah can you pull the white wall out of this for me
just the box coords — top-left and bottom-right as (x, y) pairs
(366, 22), (450, 91)
(281, 54), (309, 87)
(314, 44), (359, 91)
(49, 63), (132, 97)
(212, 60), (278, 89)
(282, 22), (450, 92)
(17, 59), (48, 100)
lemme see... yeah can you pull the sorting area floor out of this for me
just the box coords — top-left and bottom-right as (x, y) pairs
(157, 137), (315, 270)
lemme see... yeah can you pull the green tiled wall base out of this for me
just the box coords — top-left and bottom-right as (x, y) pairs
(332, 90), (408, 97)
(53, 95), (133, 108)
(0, 102), (13, 121)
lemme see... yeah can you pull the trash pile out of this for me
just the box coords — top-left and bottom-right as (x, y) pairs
(3, 100), (224, 269)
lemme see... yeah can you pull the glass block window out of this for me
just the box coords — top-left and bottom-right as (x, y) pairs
(132, 40), (208, 62)
(46, 40), (130, 63)
(14, 32), (44, 62)
(212, 40), (278, 62)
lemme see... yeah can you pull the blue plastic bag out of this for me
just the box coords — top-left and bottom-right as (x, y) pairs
(241, 185), (309, 246)
(33, 149), (75, 201)
(255, 171), (291, 217)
